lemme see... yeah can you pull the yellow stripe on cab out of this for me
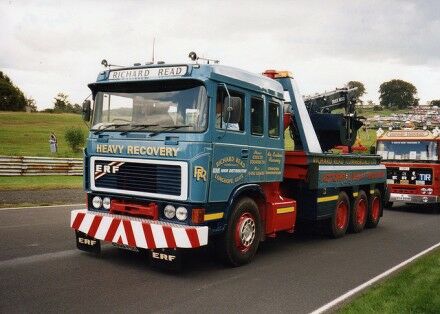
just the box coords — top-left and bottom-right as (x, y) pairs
(204, 212), (224, 221)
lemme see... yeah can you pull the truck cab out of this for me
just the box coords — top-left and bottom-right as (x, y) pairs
(376, 129), (440, 206)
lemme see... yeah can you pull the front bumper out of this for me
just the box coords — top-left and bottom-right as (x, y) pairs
(70, 209), (208, 249)
(389, 193), (439, 204)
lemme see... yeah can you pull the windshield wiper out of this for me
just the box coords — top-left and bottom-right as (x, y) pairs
(93, 123), (130, 135)
(149, 124), (193, 137)
(120, 124), (159, 135)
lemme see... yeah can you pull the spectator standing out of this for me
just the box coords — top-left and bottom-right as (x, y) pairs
(49, 132), (57, 153)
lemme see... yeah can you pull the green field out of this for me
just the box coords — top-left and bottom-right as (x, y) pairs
(0, 175), (83, 190)
(0, 112), (88, 158)
(339, 248), (440, 313)
(358, 128), (377, 149)
(357, 107), (409, 118)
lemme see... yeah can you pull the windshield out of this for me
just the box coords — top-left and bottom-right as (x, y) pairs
(377, 140), (438, 161)
(91, 83), (208, 133)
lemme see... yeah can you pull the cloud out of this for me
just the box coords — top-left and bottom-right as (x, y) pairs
(1, 0), (439, 109)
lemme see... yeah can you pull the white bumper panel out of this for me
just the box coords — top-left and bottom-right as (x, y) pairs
(71, 209), (208, 249)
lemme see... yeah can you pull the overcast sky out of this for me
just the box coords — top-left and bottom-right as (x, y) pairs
(1, 0), (440, 110)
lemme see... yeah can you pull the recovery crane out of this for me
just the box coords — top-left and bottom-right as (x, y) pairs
(303, 87), (363, 151)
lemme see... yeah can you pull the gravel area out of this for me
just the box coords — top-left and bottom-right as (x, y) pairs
(0, 189), (84, 207)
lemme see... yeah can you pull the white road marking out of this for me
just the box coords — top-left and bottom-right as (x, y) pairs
(310, 241), (440, 314)
(0, 203), (85, 211)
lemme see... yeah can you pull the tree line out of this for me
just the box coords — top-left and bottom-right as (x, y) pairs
(1, 70), (439, 112)
(0, 71), (80, 113)
(348, 79), (439, 109)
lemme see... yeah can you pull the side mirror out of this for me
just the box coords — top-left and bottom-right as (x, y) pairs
(82, 100), (91, 122)
(222, 96), (242, 124)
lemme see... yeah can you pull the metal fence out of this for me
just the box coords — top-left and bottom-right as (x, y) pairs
(0, 156), (83, 176)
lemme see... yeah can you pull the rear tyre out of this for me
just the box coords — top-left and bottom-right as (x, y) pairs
(367, 189), (382, 228)
(329, 191), (350, 238)
(217, 197), (261, 267)
(349, 190), (368, 233)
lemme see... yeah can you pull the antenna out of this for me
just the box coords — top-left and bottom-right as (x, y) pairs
(152, 37), (155, 63)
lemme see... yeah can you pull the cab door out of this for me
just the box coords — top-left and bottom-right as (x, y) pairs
(209, 85), (248, 202)
(248, 95), (267, 183)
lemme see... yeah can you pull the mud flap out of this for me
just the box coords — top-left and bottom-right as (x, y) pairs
(75, 230), (101, 254)
(150, 248), (182, 270)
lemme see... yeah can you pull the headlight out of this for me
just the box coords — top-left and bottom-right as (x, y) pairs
(421, 188), (427, 194)
(427, 188), (433, 195)
(164, 205), (176, 219)
(92, 196), (102, 209)
(176, 206), (188, 221)
(102, 197), (111, 210)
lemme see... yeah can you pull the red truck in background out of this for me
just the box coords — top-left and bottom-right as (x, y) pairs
(376, 128), (440, 208)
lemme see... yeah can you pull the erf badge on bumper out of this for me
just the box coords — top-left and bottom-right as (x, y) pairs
(76, 231), (101, 254)
(151, 248), (182, 270)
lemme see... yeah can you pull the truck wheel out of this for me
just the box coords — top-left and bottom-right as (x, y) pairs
(366, 189), (382, 228)
(349, 190), (368, 233)
(218, 197), (261, 267)
(329, 191), (350, 238)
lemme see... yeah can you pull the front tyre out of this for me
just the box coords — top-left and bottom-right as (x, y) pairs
(218, 197), (261, 267)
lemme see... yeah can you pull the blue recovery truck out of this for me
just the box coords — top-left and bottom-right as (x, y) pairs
(71, 58), (387, 266)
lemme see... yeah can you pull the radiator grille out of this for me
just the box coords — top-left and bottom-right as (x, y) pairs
(92, 158), (185, 198)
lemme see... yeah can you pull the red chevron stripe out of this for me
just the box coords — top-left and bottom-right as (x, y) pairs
(186, 228), (200, 248)
(142, 223), (156, 249)
(163, 226), (177, 248)
(123, 220), (136, 247)
(104, 219), (121, 242)
(88, 215), (103, 238)
(71, 212), (86, 229)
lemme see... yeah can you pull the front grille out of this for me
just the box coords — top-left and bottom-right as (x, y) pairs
(91, 158), (185, 199)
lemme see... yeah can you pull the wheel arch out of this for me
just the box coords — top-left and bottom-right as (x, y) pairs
(225, 184), (266, 223)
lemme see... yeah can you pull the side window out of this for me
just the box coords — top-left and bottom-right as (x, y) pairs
(216, 86), (244, 132)
(251, 97), (264, 136)
(268, 101), (280, 138)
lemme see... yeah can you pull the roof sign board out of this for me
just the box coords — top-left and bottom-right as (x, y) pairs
(108, 66), (188, 81)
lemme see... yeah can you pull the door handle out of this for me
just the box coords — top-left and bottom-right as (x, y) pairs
(241, 149), (249, 159)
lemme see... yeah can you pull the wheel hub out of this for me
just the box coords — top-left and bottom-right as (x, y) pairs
(336, 202), (348, 230)
(371, 197), (380, 221)
(235, 213), (256, 251)
(356, 198), (367, 225)
(240, 218), (255, 246)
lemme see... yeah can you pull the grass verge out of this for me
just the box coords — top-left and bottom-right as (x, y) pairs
(0, 111), (88, 158)
(0, 176), (83, 190)
(339, 248), (440, 313)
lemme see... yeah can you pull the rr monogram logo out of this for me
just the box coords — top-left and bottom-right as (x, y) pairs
(194, 166), (207, 181)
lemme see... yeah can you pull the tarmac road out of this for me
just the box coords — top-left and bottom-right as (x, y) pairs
(0, 204), (439, 313)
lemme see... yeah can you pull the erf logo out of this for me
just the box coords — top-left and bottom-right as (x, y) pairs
(78, 237), (97, 246)
(94, 161), (124, 180)
(152, 252), (176, 261)
(193, 166), (207, 181)
(419, 174), (431, 181)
